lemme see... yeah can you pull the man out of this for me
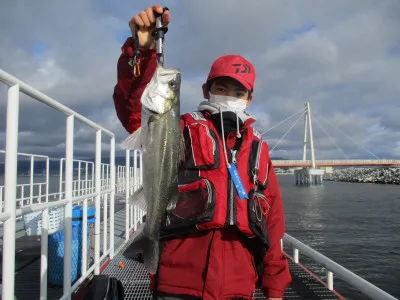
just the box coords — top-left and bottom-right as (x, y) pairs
(113, 5), (292, 300)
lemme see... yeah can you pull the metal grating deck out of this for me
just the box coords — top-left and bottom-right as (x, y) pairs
(5, 199), (344, 299)
(102, 235), (343, 300)
(1, 199), (129, 300)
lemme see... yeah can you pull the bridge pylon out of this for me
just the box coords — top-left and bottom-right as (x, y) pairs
(294, 102), (324, 186)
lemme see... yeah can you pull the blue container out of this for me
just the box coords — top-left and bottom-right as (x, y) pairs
(48, 206), (95, 286)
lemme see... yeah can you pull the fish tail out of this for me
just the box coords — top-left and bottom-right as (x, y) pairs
(122, 224), (146, 259)
(122, 224), (160, 274)
(143, 239), (160, 275)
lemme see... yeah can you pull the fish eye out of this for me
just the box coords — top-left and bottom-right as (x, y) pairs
(168, 80), (178, 90)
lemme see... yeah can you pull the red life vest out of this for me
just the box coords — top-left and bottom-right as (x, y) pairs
(161, 111), (271, 245)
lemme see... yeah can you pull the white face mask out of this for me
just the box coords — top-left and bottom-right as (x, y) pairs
(208, 92), (248, 112)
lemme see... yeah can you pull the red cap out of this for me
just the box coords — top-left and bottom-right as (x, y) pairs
(206, 54), (256, 91)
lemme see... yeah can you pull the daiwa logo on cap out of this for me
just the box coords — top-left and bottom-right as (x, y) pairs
(232, 63), (252, 74)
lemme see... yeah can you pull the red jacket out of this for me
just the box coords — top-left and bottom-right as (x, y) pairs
(113, 37), (292, 299)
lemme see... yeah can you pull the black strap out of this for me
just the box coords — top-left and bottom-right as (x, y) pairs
(133, 24), (140, 62)
(72, 215), (95, 222)
(249, 139), (269, 192)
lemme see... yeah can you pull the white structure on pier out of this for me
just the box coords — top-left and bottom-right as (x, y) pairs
(295, 102), (324, 185)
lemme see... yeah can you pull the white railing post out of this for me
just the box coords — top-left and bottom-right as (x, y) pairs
(21, 184), (25, 207)
(30, 156), (34, 204)
(0, 187), (3, 213)
(38, 184), (42, 203)
(85, 163), (88, 195)
(125, 149), (130, 240)
(40, 158), (50, 300)
(293, 248), (299, 263)
(327, 271), (334, 290)
(91, 164), (95, 195)
(63, 115), (74, 299)
(103, 192), (108, 253)
(139, 152), (143, 221)
(78, 161), (81, 197)
(86, 165), (89, 195)
(102, 164), (105, 191)
(110, 137), (115, 258)
(59, 158), (64, 200)
(82, 179), (88, 278)
(94, 130), (102, 275)
(2, 84), (20, 300)
(107, 165), (109, 189)
(132, 150), (137, 229)
(45, 158), (49, 203)
(40, 210), (49, 300)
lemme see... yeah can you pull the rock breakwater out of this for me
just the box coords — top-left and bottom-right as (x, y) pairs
(324, 167), (400, 184)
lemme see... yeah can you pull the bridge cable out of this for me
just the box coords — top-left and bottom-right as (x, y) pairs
(312, 115), (349, 159)
(270, 110), (306, 153)
(260, 107), (306, 136)
(312, 112), (379, 159)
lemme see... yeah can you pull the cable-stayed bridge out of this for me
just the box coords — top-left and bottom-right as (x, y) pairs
(272, 159), (400, 168)
(262, 102), (400, 168)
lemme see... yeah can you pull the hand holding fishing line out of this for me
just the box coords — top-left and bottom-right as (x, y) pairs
(129, 5), (170, 49)
(129, 5), (170, 76)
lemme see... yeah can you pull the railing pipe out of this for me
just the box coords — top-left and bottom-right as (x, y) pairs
(283, 233), (398, 300)
(125, 150), (130, 240)
(0, 69), (114, 137)
(30, 156), (34, 204)
(1, 84), (19, 300)
(63, 115), (74, 299)
(94, 130), (102, 275)
(110, 137), (115, 258)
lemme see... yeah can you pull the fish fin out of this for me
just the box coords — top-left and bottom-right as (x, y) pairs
(128, 186), (147, 211)
(122, 223), (160, 274)
(179, 131), (186, 164)
(122, 222), (146, 259)
(143, 239), (160, 275)
(120, 127), (142, 150)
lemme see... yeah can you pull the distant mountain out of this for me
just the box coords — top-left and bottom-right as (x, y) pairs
(0, 156), (141, 176)
(0, 155), (289, 176)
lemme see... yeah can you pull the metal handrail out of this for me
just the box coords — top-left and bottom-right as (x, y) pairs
(0, 69), (114, 138)
(1, 68), (117, 300)
(0, 212), (11, 222)
(14, 189), (112, 218)
(283, 233), (398, 300)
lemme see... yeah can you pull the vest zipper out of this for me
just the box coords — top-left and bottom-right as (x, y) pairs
(252, 140), (262, 184)
(224, 131), (244, 227)
(229, 149), (237, 225)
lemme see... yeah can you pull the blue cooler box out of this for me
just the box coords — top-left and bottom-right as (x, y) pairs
(48, 206), (95, 286)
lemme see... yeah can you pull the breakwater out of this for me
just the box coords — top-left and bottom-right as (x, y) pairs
(324, 167), (400, 184)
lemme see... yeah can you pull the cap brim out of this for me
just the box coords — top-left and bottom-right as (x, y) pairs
(208, 74), (253, 91)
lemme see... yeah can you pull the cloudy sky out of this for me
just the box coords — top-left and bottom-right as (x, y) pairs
(1, 0), (399, 161)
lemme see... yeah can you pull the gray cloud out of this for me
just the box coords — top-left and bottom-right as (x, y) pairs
(1, 0), (399, 161)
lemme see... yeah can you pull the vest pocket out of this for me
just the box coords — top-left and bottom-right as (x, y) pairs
(164, 178), (216, 229)
(182, 123), (220, 169)
(247, 189), (270, 246)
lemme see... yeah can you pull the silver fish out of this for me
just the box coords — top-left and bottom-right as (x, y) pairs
(121, 64), (181, 274)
